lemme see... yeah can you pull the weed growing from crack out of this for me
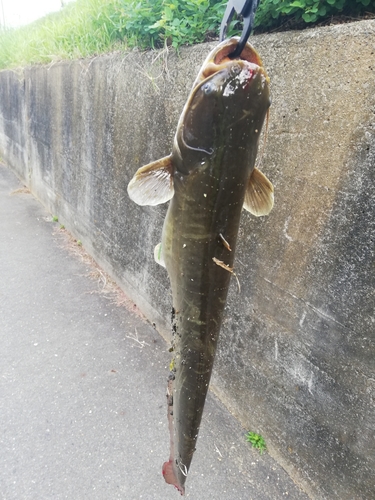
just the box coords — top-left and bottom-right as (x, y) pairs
(246, 431), (266, 454)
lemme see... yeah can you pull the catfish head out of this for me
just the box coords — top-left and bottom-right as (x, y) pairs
(128, 38), (273, 218)
(172, 37), (271, 177)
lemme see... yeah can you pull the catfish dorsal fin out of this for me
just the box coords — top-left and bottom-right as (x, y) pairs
(127, 155), (174, 206)
(257, 108), (270, 168)
(243, 167), (274, 216)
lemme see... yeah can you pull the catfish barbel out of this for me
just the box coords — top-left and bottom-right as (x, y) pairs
(128, 37), (273, 495)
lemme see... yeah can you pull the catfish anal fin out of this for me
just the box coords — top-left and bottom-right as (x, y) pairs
(243, 167), (274, 216)
(127, 155), (174, 206)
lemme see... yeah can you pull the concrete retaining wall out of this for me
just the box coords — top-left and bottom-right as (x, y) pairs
(1, 20), (374, 499)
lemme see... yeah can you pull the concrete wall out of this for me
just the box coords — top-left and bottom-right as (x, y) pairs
(1, 20), (374, 499)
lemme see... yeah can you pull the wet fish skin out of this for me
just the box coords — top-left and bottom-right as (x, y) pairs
(128, 37), (273, 495)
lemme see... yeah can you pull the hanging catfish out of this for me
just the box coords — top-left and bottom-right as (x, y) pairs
(128, 37), (273, 495)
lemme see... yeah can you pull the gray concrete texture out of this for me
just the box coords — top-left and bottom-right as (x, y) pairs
(0, 19), (374, 499)
(0, 163), (308, 499)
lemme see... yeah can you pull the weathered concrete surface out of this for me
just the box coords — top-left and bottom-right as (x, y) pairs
(0, 20), (374, 499)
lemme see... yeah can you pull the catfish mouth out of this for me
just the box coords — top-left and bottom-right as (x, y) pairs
(197, 37), (265, 84)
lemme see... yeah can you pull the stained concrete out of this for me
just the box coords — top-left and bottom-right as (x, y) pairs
(0, 20), (374, 499)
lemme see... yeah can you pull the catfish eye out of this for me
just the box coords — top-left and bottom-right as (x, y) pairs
(202, 82), (215, 95)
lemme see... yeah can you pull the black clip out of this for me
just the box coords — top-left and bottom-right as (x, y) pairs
(219, 0), (260, 58)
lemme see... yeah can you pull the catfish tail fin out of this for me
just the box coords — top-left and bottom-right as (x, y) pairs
(162, 460), (185, 495)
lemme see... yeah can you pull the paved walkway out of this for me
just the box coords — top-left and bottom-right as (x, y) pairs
(0, 163), (309, 499)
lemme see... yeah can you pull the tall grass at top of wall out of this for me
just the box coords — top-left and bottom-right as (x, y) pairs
(0, 0), (228, 70)
(0, 0), (373, 70)
(0, 0), (127, 69)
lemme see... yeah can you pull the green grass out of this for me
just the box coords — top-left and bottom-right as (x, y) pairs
(0, 0), (228, 70)
(246, 431), (267, 454)
(0, 0), (126, 69)
(0, 0), (373, 70)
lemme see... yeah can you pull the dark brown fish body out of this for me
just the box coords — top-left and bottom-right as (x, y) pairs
(128, 37), (273, 495)
(161, 149), (246, 492)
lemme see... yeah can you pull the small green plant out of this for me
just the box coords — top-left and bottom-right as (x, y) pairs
(60, 224), (65, 230)
(77, 240), (82, 246)
(52, 215), (59, 222)
(246, 431), (267, 454)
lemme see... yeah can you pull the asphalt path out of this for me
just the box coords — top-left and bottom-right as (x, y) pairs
(0, 163), (309, 500)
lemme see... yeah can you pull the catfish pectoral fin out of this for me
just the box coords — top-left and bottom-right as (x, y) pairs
(127, 155), (174, 206)
(243, 167), (274, 216)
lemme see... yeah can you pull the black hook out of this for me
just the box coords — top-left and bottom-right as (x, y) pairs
(219, 0), (260, 58)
